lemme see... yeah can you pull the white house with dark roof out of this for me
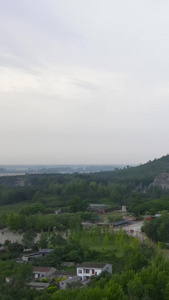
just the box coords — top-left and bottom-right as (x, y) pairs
(77, 262), (112, 281)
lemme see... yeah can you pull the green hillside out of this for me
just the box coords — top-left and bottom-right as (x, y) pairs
(1, 154), (169, 214)
(88, 154), (169, 186)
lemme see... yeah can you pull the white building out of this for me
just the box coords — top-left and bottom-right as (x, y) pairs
(77, 262), (112, 281)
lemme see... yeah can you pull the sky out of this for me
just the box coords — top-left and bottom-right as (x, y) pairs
(1, 0), (169, 165)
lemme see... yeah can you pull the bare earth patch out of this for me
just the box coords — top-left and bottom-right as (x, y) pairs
(0, 228), (23, 244)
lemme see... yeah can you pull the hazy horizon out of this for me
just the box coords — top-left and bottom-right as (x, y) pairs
(1, 1), (169, 165)
(0, 163), (133, 166)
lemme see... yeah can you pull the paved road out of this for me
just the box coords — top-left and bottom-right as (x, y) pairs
(114, 221), (147, 241)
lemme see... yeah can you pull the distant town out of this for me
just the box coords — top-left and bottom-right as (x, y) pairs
(0, 164), (130, 175)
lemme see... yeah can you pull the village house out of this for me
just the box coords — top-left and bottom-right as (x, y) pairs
(89, 204), (110, 211)
(77, 262), (112, 281)
(29, 281), (49, 290)
(33, 266), (56, 279)
(22, 249), (53, 262)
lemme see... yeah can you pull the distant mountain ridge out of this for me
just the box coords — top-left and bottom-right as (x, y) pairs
(0, 164), (128, 175)
(1, 155), (169, 187)
(88, 154), (169, 187)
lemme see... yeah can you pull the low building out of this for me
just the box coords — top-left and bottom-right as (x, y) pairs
(22, 249), (53, 262)
(113, 220), (132, 227)
(97, 222), (112, 227)
(77, 262), (112, 281)
(33, 266), (56, 279)
(89, 204), (110, 211)
(29, 282), (49, 290)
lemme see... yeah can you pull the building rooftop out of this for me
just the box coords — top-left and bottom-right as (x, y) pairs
(113, 220), (132, 226)
(89, 204), (109, 207)
(39, 249), (53, 253)
(29, 282), (49, 289)
(33, 266), (53, 273)
(23, 249), (53, 258)
(77, 262), (108, 269)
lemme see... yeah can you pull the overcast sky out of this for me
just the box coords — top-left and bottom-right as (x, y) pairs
(1, 0), (169, 165)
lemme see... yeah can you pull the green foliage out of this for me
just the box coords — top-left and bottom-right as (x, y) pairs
(0, 262), (36, 300)
(40, 278), (50, 282)
(142, 213), (169, 243)
(47, 285), (58, 292)
(20, 202), (45, 216)
(32, 191), (44, 202)
(6, 212), (73, 232)
(39, 232), (49, 248)
(2, 156), (169, 217)
(7, 213), (27, 231)
(90, 270), (112, 287)
(0, 184), (35, 206)
(0, 212), (8, 228)
(22, 229), (37, 248)
(49, 233), (66, 248)
(107, 213), (123, 223)
(67, 280), (83, 290)
(7, 241), (23, 254)
(69, 196), (88, 213)
(131, 197), (169, 215)
(69, 214), (82, 231)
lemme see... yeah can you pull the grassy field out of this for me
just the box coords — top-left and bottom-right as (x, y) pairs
(0, 202), (30, 213)
(42, 195), (64, 209)
(0, 195), (65, 214)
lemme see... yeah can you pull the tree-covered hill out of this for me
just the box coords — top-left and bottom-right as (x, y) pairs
(1, 154), (169, 188)
(87, 155), (169, 186)
(1, 154), (169, 212)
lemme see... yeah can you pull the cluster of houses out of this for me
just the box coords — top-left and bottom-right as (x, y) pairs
(29, 261), (112, 290)
(20, 248), (112, 290)
(19, 204), (129, 290)
(5, 204), (130, 291)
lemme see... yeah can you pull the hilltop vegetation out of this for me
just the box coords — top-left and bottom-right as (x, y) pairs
(1, 155), (169, 217)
